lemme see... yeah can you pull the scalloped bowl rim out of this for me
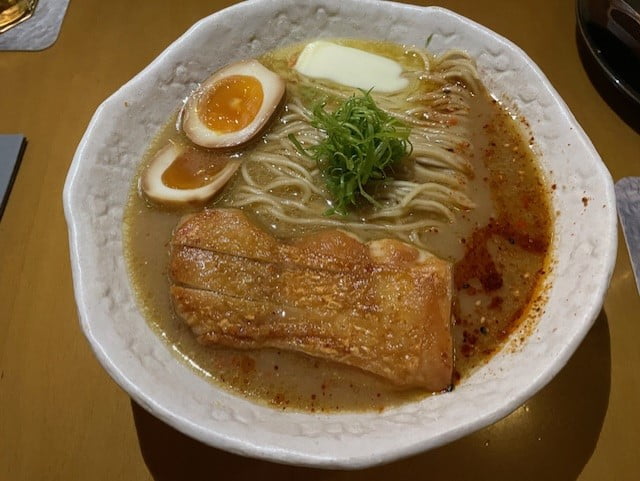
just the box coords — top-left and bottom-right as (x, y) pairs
(63, 0), (617, 469)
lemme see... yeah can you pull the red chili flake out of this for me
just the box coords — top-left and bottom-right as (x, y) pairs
(488, 296), (503, 309)
(481, 272), (503, 291)
(460, 344), (473, 357)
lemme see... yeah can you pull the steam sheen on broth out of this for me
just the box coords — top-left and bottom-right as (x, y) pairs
(124, 39), (552, 412)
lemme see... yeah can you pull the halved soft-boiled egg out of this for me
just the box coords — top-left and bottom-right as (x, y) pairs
(140, 142), (240, 205)
(182, 59), (285, 148)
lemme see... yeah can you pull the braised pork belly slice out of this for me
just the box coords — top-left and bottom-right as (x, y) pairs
(170, 209), (454, 391)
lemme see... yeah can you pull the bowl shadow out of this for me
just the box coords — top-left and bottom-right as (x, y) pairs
(131, 310), (611, 481)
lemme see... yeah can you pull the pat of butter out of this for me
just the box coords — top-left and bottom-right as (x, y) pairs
(294, 41), (409, 93)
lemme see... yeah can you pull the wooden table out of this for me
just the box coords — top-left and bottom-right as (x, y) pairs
(1, 1), (638, 479)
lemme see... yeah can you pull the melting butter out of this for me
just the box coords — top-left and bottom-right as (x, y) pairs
(293, 41), (409, 93)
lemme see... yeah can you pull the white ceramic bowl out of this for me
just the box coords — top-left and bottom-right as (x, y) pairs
(63, 0), (617, 469)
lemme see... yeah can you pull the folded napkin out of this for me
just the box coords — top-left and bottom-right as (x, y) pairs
(616, 177), (640, 295)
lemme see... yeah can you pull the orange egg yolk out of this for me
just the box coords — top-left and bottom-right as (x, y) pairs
(161, 149), (228, 189)
(199, 75), (264, 133)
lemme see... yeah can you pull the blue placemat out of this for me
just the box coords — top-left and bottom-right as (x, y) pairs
(0, 134), (26, 219)
(0, 0), (70, 51)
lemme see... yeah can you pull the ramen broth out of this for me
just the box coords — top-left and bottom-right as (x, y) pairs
(124, 40), (552, 412)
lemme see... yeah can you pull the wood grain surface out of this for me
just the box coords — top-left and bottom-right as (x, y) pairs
(1, 1), (638, 480)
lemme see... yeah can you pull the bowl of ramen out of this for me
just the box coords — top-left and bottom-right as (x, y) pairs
(63, 0), (617, 469)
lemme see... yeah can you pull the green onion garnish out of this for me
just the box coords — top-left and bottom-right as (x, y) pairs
(290, 90), (412, 215)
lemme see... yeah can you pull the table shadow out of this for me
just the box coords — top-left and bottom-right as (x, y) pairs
(132, 311), (611, 481)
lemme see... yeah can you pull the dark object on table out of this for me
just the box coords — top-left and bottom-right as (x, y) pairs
(0, 134), (26, 219)
(576, 0), (640, 131)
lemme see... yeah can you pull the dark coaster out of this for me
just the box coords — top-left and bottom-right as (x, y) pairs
(0, 134), (26, 219)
